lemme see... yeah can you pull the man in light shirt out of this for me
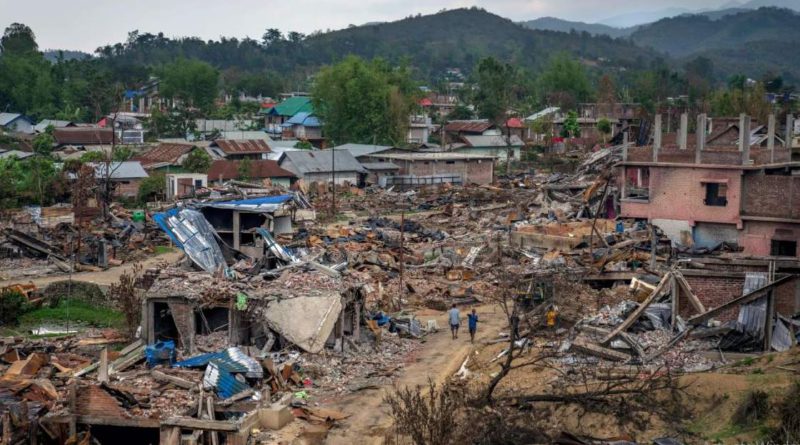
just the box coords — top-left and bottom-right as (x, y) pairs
(448, 304), (460, 340)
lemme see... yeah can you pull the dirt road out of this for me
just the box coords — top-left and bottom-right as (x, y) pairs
(325, 304), (506, 444)
(0, 250), (184, 288)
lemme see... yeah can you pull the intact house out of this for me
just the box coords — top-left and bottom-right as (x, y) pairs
(444, 120), (497, 143)
(278, 150), (366, 185)
(165, 173), (209, 200)
(0, 113), (34, 134)
(618, 113), (799, 257)
(34, 119), (76, 133)
(262, 96), (313, 137)
(134, 142), (206, 171)
(98, 112), (146, 144)
(408, 114), (433, 145)
(362, 152), (496, 188)
(281, 112), (323, 146)
(208, 159), (296, 188)
(194, 119), (256, 139)
(87, 161), (149, 198)
(454, 134), (524, 162)
(208, 139), (272, 160)
(52, 127), (115, 160)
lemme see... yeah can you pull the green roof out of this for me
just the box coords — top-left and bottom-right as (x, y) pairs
(266, 96), (313, 117)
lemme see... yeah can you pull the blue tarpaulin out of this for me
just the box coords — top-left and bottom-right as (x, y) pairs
(198, 195), (294, 212)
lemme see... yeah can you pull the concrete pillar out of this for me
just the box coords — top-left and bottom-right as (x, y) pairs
(653, 113), (662, 150)
(679, 113), (688, 150)
(786, 114), (795, 150)
(740, 114), (751, 165)
(696, 113), (707, 164)
(622, 131), (629, 161)
(768, 114), (776, 163)
(232, 210), (241, 250)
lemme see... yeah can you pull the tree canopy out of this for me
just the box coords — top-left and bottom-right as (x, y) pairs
(312, 56), (417, 145)
(160, 59), (220, 111)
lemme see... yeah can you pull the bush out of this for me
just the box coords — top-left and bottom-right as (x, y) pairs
(732, 390), (769, 427)
(0, 289), (29, 325)
(385, 379), (464, 445)
(771, 382), (800, 443)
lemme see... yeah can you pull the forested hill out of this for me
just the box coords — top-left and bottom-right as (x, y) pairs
(630, 7), (800, 57)
(99, 8), (656, 84)
(521, 17), (638, 39)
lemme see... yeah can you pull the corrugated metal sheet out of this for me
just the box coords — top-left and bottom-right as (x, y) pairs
(154, 208), (226, 273)
(203, 361), (251, 399)
(175, 347), (263, 378)
(213, 139), (272, 155)
(280, 150), (366, 175)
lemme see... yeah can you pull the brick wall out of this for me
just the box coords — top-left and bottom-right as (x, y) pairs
(405, 159), (494, 185)
(742, 175), (800, 219)
(168, 300), (195, 350)
(115, 179), (141, 198)
(683, 275), (744, 322)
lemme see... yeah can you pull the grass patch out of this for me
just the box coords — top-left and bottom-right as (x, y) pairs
(19, 299), (124, 328)
(735, 357), (756, 367)
(154, 245), (175, 255)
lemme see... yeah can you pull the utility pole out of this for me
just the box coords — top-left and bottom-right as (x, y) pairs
(398, 211), (405, 311)
(330, 144), (336, 217)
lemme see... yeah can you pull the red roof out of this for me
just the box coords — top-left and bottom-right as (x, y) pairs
(261, 101), (276, 109)
(208, 160), (296, 181)
(444, 120), (494, 134)
(212, 139), (272, 155)
(134, 143), (196, 168)
(505, 117), (524, 129)
(54, 127), (114, 145)
(418, 98), (433, 107)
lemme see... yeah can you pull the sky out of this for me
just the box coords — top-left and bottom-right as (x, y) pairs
(1, 0), (730, 53)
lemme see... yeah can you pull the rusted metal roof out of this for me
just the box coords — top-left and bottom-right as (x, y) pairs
(212, 139), (271, 155)
(54, 127), (113, 145)
(135, 143), (196, 168)
(444, 120), (494, 134)
(208, 160), (296, 181)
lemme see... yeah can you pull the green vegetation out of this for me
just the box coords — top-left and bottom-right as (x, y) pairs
(237, 157), (252, 181)
(182, 148), (212, 173)
(137, 171), (166, 203)
(159, 58), (219, 112)
(154, 245), (175, 255)
(19, 298), (124, 328)
(312, 55), (417, 145)
(0, 289), (29, 325)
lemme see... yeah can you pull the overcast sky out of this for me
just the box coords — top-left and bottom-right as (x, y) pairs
(1, 0), (728, 53)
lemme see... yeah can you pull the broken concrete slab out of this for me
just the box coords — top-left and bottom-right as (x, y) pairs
(263, 292), (343, 354)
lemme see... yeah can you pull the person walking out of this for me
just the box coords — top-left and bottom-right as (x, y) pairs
(448, 304), (460, 340)
(467, 308), (479, 343)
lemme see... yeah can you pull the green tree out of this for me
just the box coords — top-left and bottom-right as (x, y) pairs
(0, 23), (38, 55)
(160, 58), (220, 111)
(237, 158), (252, 181)
(182, 149), (212, 173)
(31, 131), (54, 155)
(80, 151), (106, 162)
(138, 171), (166, 203)
(472, 57), (515, 125)
(294, 140), (313, 150)
(537, 53), (592, 109)
(561, 111), (581, 138)
(448, 105), (473, 120)
(312, 55), (416, 145)
(597, 118), (612, 143)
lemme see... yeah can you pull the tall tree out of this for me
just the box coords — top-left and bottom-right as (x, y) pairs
(160, 59), (220, 111)
(537, 53), (592, 109)
(472, 57), (515, 125)
(0, 23), (38, 55)
(312, 55), (416, 145)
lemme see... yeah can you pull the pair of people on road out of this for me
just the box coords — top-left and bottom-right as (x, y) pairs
(447, 304), (478, 342)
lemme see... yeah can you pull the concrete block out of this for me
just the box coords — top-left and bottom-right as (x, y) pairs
(258, 406), (294, 430)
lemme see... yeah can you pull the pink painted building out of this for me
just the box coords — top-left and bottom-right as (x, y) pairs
(618, 114), (799, 258)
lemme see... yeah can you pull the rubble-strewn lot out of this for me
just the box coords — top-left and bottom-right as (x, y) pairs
(2, 145), (800, 444)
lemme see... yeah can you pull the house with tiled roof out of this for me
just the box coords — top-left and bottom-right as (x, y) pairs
(208, 159), (296, 187)
(208, 139), (272, 160)
(134, 142), (205, 171)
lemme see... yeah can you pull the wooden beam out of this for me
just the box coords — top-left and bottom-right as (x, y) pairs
(764, 290), (775, 351)
(159, 426), (181, 445)
(601, 272), (672, 344)
(570, 339), (630, 362)
(674, 272), (706, 313)
(670, 274), (678, 329)
(151, 370), (196, 390)
(688, 275), (795, 326)
(160, 417), (241, 432)
(98, 348), (109, 383)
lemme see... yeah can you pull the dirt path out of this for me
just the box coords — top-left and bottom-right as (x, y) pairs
(0, 250), (184, 288)
(324, 304), (506, 444)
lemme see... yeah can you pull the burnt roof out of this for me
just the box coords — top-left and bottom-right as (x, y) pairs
(54, 127), (114, 145)
(212, 139), (271, 155)
(135, 143), (196, 168)
(208, 160), (296, 181)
